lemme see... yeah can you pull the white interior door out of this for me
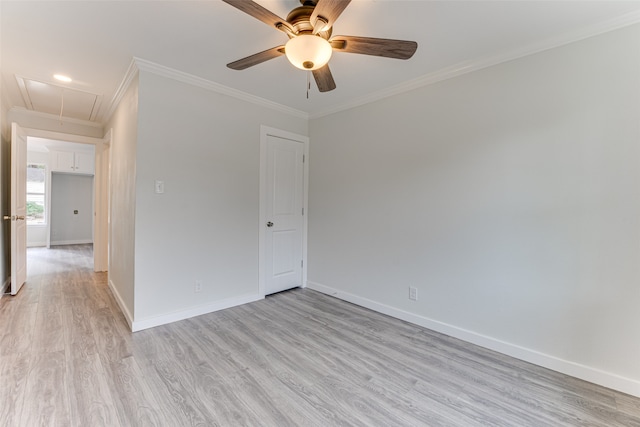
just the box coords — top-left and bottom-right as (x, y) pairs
(10, 123), (27, 295)
(264, 134), (305, 295)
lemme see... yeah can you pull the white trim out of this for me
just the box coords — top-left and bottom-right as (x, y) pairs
(9, 106), (103, 129)
(310, 11), (640, 119)
(50, 239), (93, 246)
(23, 128), (104, 145)
(259, 126), (310, 297)
(307, 281), (640, 398)
(108, 279), (134, 329)
(131, 293), (264, 332)
(93, 129), (110, 272)
(103, 59), (139, 124)
(26, 241), (47, 248)
(133, 57), (309, 120)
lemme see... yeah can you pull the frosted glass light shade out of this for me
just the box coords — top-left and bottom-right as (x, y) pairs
(285, 35), (332, 71)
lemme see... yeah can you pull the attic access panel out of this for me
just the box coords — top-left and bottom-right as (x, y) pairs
(16, 76), (102, 122)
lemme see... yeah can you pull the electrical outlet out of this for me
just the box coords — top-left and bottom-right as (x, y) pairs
(194, 280), (202, 293)
(409, 286), (418, 301)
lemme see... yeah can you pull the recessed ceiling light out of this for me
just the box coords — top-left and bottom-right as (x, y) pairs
(53, 74), (72, 83)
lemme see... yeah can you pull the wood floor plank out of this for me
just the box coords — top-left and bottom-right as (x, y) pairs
(66, 353), (121, 427)
(260, 294), (499, 425)
(90, 305), (132, 364)
(0, 354), (30, 427)
(268, 290), (634, 427)
(618, 392), (640, 416)
(171, 319), (292, 426)
(61, 302), (98, 358)
(230, 302), (454, 425)
(130, 327), (224, 426)
(105, 355), (177, 427)
(19, 350), (72, 427)
(179, 319), (327, 426)
(0, 299), (38, 356)
(31, 304), (65, 353)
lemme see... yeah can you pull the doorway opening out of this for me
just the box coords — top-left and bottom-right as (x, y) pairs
(26, 137), (96, 274)
(8, 124), (109, 296)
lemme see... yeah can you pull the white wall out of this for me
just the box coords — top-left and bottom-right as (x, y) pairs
(132, 70), (307, 327)
(308, 24), (640, 396)
(106, 74), (139, 323)
(50, 173), (93, 245)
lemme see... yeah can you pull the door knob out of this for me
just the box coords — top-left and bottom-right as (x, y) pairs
(16, 216), (25, 221)
(266, 221), (274, 227)
(3, 215), (11, 221)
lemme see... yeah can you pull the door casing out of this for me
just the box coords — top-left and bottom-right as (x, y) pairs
(13, 126), (110, 273)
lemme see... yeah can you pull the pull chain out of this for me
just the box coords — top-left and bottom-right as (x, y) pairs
(306, 71), (311, 99)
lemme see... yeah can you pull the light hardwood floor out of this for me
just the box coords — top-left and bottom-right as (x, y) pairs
(1, 245), (640, 426)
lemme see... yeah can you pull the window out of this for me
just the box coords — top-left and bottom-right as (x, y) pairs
(27, 163), (46, 225)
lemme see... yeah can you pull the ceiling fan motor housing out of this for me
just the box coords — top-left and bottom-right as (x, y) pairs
(287, 4), (332, 40)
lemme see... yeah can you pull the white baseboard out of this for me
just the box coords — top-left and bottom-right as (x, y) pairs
(108, 279), (134, 329)
(27, 242), (47, 248)
(131, 293), (264, 332)
(51, 239), (93, 246)
(307, 281), (640, 398)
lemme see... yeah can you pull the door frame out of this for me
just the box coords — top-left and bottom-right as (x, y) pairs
(259, 125), (309, 297)
(17, 126), (109, 272)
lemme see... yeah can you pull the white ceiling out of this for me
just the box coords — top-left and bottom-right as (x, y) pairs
(2, 0), (640, 123)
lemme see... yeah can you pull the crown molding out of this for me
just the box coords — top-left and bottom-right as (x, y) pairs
(102, 58), (139, 125)
(9, 106), (104, 129)
(310, 11), (640, 119)
(133, 57), (309, 120)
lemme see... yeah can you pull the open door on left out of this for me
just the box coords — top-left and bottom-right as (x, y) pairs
(9, 123), (27, 295)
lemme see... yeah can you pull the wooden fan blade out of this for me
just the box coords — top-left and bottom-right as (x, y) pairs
(312, 65), (336, 92)
(310, 0), (351, 34)
(221, 0), (293, 34)
(227, 46), (285, 70)
(330, 36), (417, 60)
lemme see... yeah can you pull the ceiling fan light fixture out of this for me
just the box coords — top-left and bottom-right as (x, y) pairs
(285, 35), (332, 71)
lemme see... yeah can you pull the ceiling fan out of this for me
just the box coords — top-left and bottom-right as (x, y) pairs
(222, 0), (418, 92)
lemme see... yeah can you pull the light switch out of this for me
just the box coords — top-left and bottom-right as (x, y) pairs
(155, 180), (164, 194)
